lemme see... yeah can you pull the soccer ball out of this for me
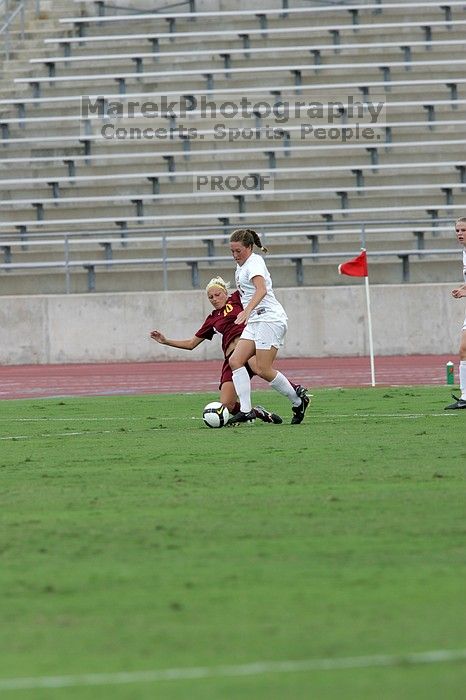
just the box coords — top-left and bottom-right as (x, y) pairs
(203, 402), (230, 428)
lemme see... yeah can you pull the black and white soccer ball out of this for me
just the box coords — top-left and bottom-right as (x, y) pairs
(203, 401), (230, 428)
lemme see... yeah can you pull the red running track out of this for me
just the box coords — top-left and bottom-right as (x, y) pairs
(0, 355), (457, 400)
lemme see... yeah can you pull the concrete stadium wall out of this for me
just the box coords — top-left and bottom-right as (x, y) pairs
(1, 284), (464, 365)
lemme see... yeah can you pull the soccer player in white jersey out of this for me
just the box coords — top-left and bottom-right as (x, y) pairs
(445, 217), (466, 409)
(227, 228), (310, 424)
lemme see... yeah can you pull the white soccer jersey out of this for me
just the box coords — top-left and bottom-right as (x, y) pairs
(463, 248), (466, 283)
(235, 252), (288, 323)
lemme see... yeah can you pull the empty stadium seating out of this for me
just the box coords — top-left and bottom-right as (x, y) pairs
(1, 0), (465, 294)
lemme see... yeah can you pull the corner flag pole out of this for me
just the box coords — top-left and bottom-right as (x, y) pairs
(338, 246), (376, 387)
(364, 272), (376, 387)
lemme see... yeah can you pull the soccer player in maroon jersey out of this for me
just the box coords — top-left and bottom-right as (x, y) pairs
(150, 276), (282, 423)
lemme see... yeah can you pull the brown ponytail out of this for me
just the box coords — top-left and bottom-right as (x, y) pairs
(230, 228), (268, 253)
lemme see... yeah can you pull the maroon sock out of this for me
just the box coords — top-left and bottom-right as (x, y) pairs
(232, 402), (241, 414)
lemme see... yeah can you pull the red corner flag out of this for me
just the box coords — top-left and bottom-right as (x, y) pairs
(338, 249), (368, 277)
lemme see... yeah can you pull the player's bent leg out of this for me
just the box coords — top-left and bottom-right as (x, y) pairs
(255, 348), (310, 424)
(445, 330), (466, 408)
(459, 330), (466, 400)
(459, 329), (466, 358)
(228, 340), (256, 415)
(219, 381), (239, 413)
(253, 347), (279, 381)
(229, 338), (255, 370)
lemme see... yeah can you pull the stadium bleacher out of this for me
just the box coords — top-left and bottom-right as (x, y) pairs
(1, 0), (466, 294)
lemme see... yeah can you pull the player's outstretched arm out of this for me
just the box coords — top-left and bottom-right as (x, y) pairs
(150, 330), (204, 351)
(452, 284), (466, 298)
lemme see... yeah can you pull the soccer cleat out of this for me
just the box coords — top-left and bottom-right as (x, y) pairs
(227, 409), (257, 425)
(253, 405), (283, 424)
(291, 385), (311, 424)
(444, 394), (466, 410)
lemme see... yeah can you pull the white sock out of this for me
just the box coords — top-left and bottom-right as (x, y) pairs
(270, 371), (301, 406)
(232, 367), (252, 412)
(460, 361), (466, 400)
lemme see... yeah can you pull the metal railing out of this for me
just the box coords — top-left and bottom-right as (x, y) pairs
(303, 1), (380, 5)
(79, 0), (382, 19)
(0, 246), (459, 294)
(0, 0), (40, 60)
(0, 217), (458, 293)
(90, 0), (195, 16)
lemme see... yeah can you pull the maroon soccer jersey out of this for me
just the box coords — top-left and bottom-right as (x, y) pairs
(195, 291), (245, 357)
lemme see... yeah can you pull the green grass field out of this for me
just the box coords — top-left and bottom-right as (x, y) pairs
(1, 387), (465, 699)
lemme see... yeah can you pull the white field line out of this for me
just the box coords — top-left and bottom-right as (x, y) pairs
(311, 413), (457, 419)
(0, 412), (457, 424)
(0, 428), (168, 441)
(0, 413), (456, 440)
(0, 430), (117, 441)
(0, 648), (465, 691)
(0, 417), (141, 422)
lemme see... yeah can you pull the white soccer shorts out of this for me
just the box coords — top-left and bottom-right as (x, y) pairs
(241, 320), (287, 350)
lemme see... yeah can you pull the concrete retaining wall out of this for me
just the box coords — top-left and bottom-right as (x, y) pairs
(1, 284), (464, 365)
